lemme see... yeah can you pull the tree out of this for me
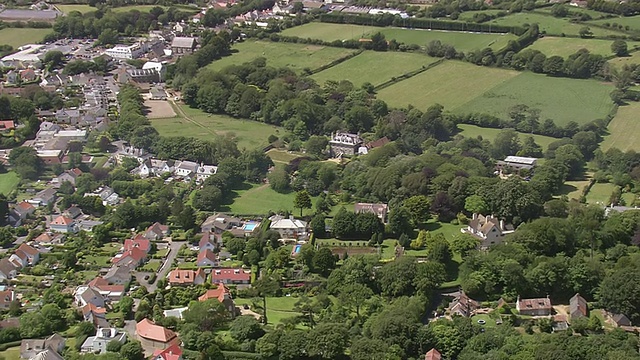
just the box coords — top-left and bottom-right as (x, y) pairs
(226, 238), (246, 255)
(492, 129), (521, 159)
(106, 340), (123, 352)
(598, 268), (640, 323)
(404, 195), (431, 227)
(199, 344), (226, 360)
(120, 341), (145, 360)
(550, 3), (568, 17)
(306, 323), (349, 359)
(0, 227), (15, 247)
(293, 190), (312, 217)
(332, 207), (356, 238)
(268, 167), (289, 193)
(464, 195), (488, 215)
(177, 205), (196, 230)
(313, 247), (336, 277)
(8, 146), (42, 180)
(230, 316), (265, 342)
(370, 32), (388, 52)
(310, 214), (326, 238)
(182, 299), (229, 331)
(450, 233), (480, 257)
(43, 50), (64, 70)
(579, 26), (593, 38)
(611, 40), (628, 57)
(306, 136), (328, 157)
(543, 55), (565, 76)
(388, 207), (413, 237)
(338, 283), (373, 324)
(118, 296), (134, 319)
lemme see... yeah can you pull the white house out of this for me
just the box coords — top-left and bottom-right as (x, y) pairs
(142, 61), (166, 82)
(174, 160), (199, 178)
(80, 328), (127, 354)
(196, 164), (218, 183)
(269, 215), (308, 241)
(104, 43), (147, 60)
(461, 213), (515, 249)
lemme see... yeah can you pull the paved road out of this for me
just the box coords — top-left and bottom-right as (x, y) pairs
(143, 240), (185, 293)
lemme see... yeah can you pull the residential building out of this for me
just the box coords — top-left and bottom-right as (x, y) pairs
(5, 70), (18, 84)
(196, 164), (218, 183)
(612, 313), (632, 327)
(196, 249), (218, 267)
(569, 293), (588, 320)
(211, 268), (251, 285)
(19, 68), (36, 82)
(29, 188), (57, 207)
(163, 307), (188, 320)
(425, 348), (442, 360)
(63, 205), (83, 219)
(86, 186), (120, 206)
(75, 286), (105, 308)
(167, 268), (206, 286)
(136, 318), (179, 351)
(49, 215), (77, 233)
(495, 155), (538, 174)
(199, 284), (237, 316)
(144, 222), (170, 240)
(10, 244), (40, 268)
(448, 291), (479, 317)
(553, 314), (569, 332)
(0, 259), (17, 281)
(516, 296), (553, 316)
(20, 334), (65, 360)
(198, 231), (220, 252)
(112, 246), (147, 268)
(124, 237), (151, 253)
(174, 160), (199, 178)
(10, 201), (35, 224)
(171, 37), (197, 55)
(103, 264), (133, 285)
(0, 289), (15, 310)
(462, 213), (514, 249)
(201, 213), (241, 234)
(105, 43), (146, 60)
(53, 168), (82, 186)
(33, 233), (65, 245)
(269, 215), (308, 240)
(81, 327), (127, 354)
(329, 132), (362, 157)
(127, 68), (161, 83)
(142, 61), (166, 81)
(81, 303), (109, 328)
(0, 120), (14, 131)
(87, 277), (125, 302)
(152, 343), (183, 360)
(354, 203), (388, 223)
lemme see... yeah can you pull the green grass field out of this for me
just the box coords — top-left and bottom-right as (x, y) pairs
(537, 6), (610, 19)
(376, 61), (520, 110)
(234, 296), (302, 325)
(458, 9), (506, 21)
(281, 22), (380, 41)
(458, 124), (559, 150)
(266, 149), (303, 163)
(558, 177), (592, 200)
(0, 172), (19, 195)
(528, 37), (640, 57)
(56, 4), (95, 13)
(0, 28), (51, 48)
(589, 15), (640, 32)
(459, 71), (614, 126)
(585, 183), (617, 205)
(608, 51), (640, 68)
(151, 105), (283, 150)
(488, 12), (626, 37)
(311, 51), (440, 87)
(0, 346), (20, 360)
(207, 41), (357, 73)
(601, 102), (640, 152)
(227, 183), (317, 215)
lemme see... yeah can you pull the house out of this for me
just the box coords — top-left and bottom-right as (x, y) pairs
(104, 43), (146, 60)
(144, 222), (170, 240)
(0, 289), (15, 310)
(0, 120), (15, 131)
(63, 205), (83, 220)
(87, 277), (125, 302)
(0, 259), (17, 281)
(329, 132), (362, 157)
(174, 160), (199, 178)
(53, 168), (82, 186)
(49, 215), (77, 233)
(75, 286), (105, 308)
(152, 343), (183, 360)
(448, 291), (479, 317)
(201, 213), (241, 234)
(16, 244), (40, 266)
(196, 249), (218, 267)
(569, 293), (588, 320)
(198, 231), (220, 252)
(211, 268), (251, 285)
(167, 268), (206, 286)
(10, 201), (35, 222)
(462, 214), (514, 249)
(78, 220), (103, 232)
(163, 307), (188, 319)
(33, 233), (65, 245)
(5, 70), (18, 84)
(103, 264), (133, 285)
(425, 348), (441, 360)
(552, 314), (569, 332)
(199, 284), (237, 316)
(612, 313), (632, 327)
(196, 164), (218, 183)
(112, 246), (147, 268)
(87, 186), (120, 206)
(28, 348), (65, 360)
(136, 318), (179, 351)
(495, 156), (538, 174)
(81, 327), (126, 354)
(269, 215), (308, 240)
(516, 296), (553, 316)
(19, 68), (36, 82)
(20, 334), (65, 360)
(354, 203), (388, 223)
(81, 303), (109, 328)
(171, 37), (197, 55)
(124, 237), (151, 253)
(29, 188), (57, 207)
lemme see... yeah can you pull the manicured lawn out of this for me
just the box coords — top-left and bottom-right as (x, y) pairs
(151, 105), (284, 150)
(0, 171), (19, 195)
(266, 149), (303, 163)
(0, 346), (20, 360)
(488, 12), (627, 37)
(234, 296), (303, 325)
(99, 242), (121, 256)
(528, 37), (640, 57)
(601, 102), (640, 152)
(207, 40), (357, 73)
(585, 183), (617, 205)
(472, 314), (498, 328)
(141, 260), (161, 272)
(558, 178), (591, 200)
(56, 4), (95, 13)
(0, 28), (51, 48)
(458, 124), (560, 151)
(608, 51), (640, 68)
(82, 255), (112, 267)
(459, 71), (615, 126)
(377, 28), (517, 51)
(376, 60), (520, 111)
(589, 15), (640, 32)
(281, 22), (380, 41)
(227, 183), (317, 216)
(311, 51), (440, 87)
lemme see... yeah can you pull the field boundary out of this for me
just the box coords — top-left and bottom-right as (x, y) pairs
(308, 49), (364, 74)
(374, 57), (446, 91)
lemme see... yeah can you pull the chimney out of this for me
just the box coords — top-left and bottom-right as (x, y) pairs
(500, 220), (504, 230)
(472, 213), (478, 220)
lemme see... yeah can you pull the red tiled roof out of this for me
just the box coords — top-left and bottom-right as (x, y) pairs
(152, 343), (182, 360)
(0, 120), (14, 130)
(51, 216), (73, 225)
(113, 247), (147, 264)
(69, 168), (82, 176)
(425, 349), (441, 360)
(0, 290), (14, 306)
(16, 201), (34, 211)
(198, 231), (214, 248)
(88, 277), (125, 293)
(17, 243), (38, 257)
(197, 249), (217, 263)
(167, 268), (205, 284)
(136, 318), (177, 343)
(123, 238), (151, 253)
(199, 284), (230, 303)
(34, 233), (53, 243)
(211, 268), (251, 282)
(82, 303), (106, 315)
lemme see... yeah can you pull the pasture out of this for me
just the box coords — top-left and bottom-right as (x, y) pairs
(537, 6), (610, 19)
(458, 9), (506, 21)
(376, 61), (520, 110)
(458, 71), (614, 126)
(601, 102), (640, 152)
(151, 104), (283, 150)
(590, 15), (640, 32)
(281, 22), (379, 41)
(458, 124), (559, 150)
(608, 51), (640, 68)
(0, 27), (51, 48)
(56, 4), (95, 13)
(0, 172), (19, 195)
(207, 41), (356, 73)
(311, 51), (440, 87)
(227, 183), (318, 216)
(488, 12), (626, 37)
(585, 183), (616, 205)
(528, 37), (640, 57)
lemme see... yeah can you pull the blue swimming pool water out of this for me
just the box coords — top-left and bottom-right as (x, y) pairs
(243, 223), (257, 231)
(294, 245), (301, 253)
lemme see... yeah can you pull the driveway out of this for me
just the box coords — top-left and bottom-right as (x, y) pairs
(143, 240), (185, 293)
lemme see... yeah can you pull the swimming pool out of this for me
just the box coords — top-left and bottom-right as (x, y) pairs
(291, 244), (301, 256)
(243, 223), (258, 231)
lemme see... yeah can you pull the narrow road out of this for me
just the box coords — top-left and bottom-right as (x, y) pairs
(145, 240), (185, 293)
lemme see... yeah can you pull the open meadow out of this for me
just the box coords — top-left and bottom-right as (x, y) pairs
(56, 4), (95, 13)
(488, 12), (627, 37)
(311, 51), (440, 87)
(0, 27), (51, 48)
(376, 60), (520, 110)
(608, 51), (640, 68)
(589, 15), (640, 32)
(528, 37), (640, 57)
(601, 102), (640, 152)
(458, 124), (559, 150)
(207, 41), (356, 73)
(150, 104), (283, 150)
(0, 172), (19, 195)
(281, 22), (380, 41)
(458, 71), (614, 126)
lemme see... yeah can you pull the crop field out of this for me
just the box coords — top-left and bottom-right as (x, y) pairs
(376, 61), (520, 110)
(458, 124), (559, 150)
(56, 4), (95, 13)
(311, 51), (440, 86)
(207, 41), (356, 73)
(0, 172), (19, 195)
(0, 27), (51, 48)
(528, 37), (640, 57)
(488, 12), (626, 37)
(151, 104), (283, 150)
(459, 71), (614, 126)
(589, 15), (640, 32)
(601, 102), (640, 152)
(281, 22), (380, 41)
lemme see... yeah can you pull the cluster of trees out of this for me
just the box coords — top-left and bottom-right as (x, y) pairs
(200, 0), (275, 28)
(331, 207), (384, 239)
(588, 0), (640, 16)
(63, 57), (111, 76)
